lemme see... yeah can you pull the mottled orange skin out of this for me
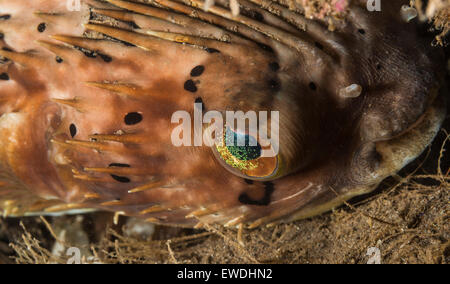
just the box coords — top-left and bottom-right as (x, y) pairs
(0, 0), (446, 227)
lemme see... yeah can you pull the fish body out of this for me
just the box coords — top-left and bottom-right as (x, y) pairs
(0, 0), (446, 227)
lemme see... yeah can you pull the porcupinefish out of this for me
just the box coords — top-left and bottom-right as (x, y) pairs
(0, 0), (446, 228)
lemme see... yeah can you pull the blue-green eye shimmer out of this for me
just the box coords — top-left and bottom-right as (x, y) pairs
(225, 128), (261, 161)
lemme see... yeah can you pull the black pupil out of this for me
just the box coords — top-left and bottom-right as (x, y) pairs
(225, 128), (262, 161)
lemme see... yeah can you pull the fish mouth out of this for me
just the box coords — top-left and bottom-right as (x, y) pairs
(284, 90), (447, 224)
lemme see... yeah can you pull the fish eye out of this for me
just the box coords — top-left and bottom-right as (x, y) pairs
(212, 127), (281, 180)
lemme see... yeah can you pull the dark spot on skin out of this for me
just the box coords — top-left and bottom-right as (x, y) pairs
(0, 48), (11, 63)
(99, 53), (112, 63)
(269, 62), (280, 72)
(184, 80), (198, 93)
(0, 73), (9, 80)
(257, 43), (274, 53)
(127, 21), (141, 29)
(56, 56), (63, 63)
(268, 79), (281, 91)
(77, 49), (111, 62)
(309, 82), (317, 91)
(205, 48), (220, 54)
(238, 182), (275, 206)
(249, 10), (264, 21)
(191, 65), (205, 77)
(83, 50), (96, 58)
(109, 163), (131, 183)
(358, 29), (366, 35)
(0, 33), (4, 40)
(315, 42), (324, 50)
(376, 64), (382, 70)
(122, 41), (136, 47)
(69, 124), (77, 138)
(90, 133), (99, 142)
(109, 163), (130, 168)
(195, 97), (205, 112)
(100, 34), (136, 47)
(124, 112), (143, 125)
(111, 175), (131, 183)
(244, 179), (254, 185)
(37, 23), (47, 33)
(0, 15), (11, 20)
